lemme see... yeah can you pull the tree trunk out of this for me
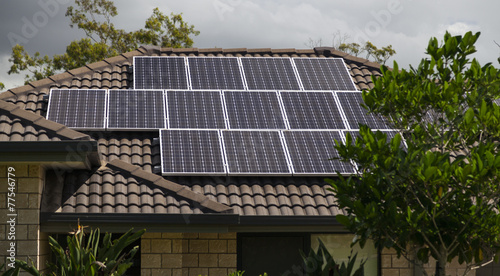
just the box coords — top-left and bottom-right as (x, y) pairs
(436, 248), (447, 276)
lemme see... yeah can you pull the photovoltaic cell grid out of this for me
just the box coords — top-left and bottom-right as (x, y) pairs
(107, 90), (165, 129)
(188, 57), (245, 90)
(160, 129), (226, 175)
(224, 91), (286, 129)
(284, 131), (354, 174)
(336, 92), (390, 129)
(134, 57), (188, 90)
(222, 130), (290, 175)
(280, 92), (346, 129)
(47, 89), (106, 129)
(294, 58), (356, 91)
(241, 57), (300, 90)
(167, 90), (226, 129)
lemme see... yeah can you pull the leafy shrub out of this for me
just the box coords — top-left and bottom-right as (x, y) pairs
(301, 239), (366, 276)
(3, 224), (145, 276)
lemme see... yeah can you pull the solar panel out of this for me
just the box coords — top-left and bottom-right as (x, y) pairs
(107, 89), (165, 129)
(280, 91), (346, 129)
(241, 57), (300, 90)
(336, 91), (390, 129)
(293, 58), (356, 91)
(284, 131), (354, 175)
(222, 130), (291, 175)
(160, 129), (226, 175)
(134, 57), (188, 89)
(188, 57), (245, 90)
(46, 89), (106, 129)
(166, 90), (226, 129)
(224, 91), (286, 129)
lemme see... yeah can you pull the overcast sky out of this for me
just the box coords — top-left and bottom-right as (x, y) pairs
(0, 0), (498, 90)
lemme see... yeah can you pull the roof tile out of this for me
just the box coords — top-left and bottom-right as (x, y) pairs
(28, 78), (54, 90)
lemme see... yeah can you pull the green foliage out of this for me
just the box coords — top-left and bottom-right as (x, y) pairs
(306, 31), (396, 64)
(338, 41), (396, 65)
(3, 225), (145, 276)
(48, 225), (145, 276)
(301, 239), (366, 276)
(7, 0), (199, 85)
(330, 31), (500, 276)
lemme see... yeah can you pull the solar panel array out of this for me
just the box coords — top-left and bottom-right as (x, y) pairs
(134, 56), (357, 91)
(46, 56), (399, 176)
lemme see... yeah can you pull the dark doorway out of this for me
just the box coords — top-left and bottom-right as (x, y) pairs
(238, 233), (309, 276)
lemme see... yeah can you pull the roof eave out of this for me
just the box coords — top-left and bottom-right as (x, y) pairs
(0, 140), (101, 169)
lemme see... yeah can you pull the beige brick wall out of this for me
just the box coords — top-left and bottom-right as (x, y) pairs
(0, 164), (51, 272)
(141, 232), (237, 276)
(381, 248), (475, 276)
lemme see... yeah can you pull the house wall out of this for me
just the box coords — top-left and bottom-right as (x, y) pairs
(381, 248), (475, 276)
(0, 164), (51, 272)
(141, 232), (237, 276)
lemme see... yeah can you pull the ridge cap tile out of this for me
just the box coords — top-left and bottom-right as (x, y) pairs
(199, 48), (223, 53)
(271, 48), (297, 54)
(0, 91), (17, 101)
(0, 100), (19, 112)
(105, 159), (232, 213)
(86, 60), (110, 71)
(2, 85), (34, 98)
(28, 78), (54, 89)
(131, 169), (163, 183)
(120, 50), (143, 59)
(49, 72), (74, 82)
(247, 48), (272, 53)
(9, 108), (42, 122)
(172, 48), (198, 53)
(67, 67), (90, 76)
(154, 178), (184, 193)
(103, 54), (127, 65)
(223, 48), (247, 53)
(55, 128), (91, 140)
(160, 47), (174, 53)
(365, 61), (382, 69)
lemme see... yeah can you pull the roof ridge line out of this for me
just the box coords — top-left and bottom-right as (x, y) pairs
(105, 159), (233, 214)
(313, 47), (383, 70)
(0, 100), (91, 141)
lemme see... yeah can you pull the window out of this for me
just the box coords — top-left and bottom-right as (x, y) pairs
(238, 233), (379, 276)
(238, 233), (308, 276)
(311, 234), (378, 275)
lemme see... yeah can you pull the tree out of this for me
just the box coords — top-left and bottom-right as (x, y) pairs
(329, 31), (500, 276)
(6, 0), (199, 86)
(306, 31), (396, 64)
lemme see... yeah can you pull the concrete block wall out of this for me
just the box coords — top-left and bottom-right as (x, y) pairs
(381, 248), (475, 276)
(0, 164), (50, 272)
(141, 232), (237, 276)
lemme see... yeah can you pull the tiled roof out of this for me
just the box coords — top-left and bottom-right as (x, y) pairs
(0, 46), (382, 225)
(0, 100), (90, 141)
(169, 176), (345, 217)
(42, 159), (232, 215)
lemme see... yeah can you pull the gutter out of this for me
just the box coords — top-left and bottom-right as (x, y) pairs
(40, 213), (342, 233)
(0, 140), (101, 168)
